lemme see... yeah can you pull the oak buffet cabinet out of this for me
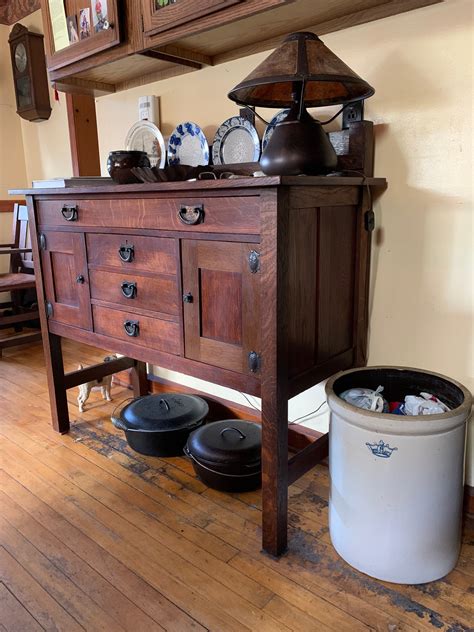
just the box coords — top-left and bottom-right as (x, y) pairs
(19, 169), (385, 557)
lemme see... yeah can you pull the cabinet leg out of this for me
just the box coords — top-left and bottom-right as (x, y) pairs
(45, 334), (70, 433)
(261, 386), (289, 557)
(131, 360), (148, 397)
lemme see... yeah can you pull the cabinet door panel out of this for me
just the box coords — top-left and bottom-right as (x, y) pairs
(142, 0), (242, 36)
(182, 240), (260, 374)
(40, 231), (92, 330)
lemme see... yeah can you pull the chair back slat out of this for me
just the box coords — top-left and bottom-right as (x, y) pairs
(9, 204), (34, 273)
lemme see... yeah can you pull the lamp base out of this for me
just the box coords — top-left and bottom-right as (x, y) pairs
(259, 107), (338, 176)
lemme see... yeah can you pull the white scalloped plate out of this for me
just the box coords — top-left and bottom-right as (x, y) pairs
(125, 120), (166, 168)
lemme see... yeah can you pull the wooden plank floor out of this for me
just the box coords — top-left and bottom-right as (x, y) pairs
(0, 338), (473, 631)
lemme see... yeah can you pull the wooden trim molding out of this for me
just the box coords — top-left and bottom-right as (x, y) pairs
(464, 485), (474, 516)
(0, 0), (40, 25)
(0, 200), (25, 213)
(66, 94), (101, 177)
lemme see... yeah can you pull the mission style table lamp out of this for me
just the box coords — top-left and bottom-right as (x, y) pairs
(228, 31), (374, 175)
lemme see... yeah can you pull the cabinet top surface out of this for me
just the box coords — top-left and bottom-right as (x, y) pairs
(11, 175), (386, 197)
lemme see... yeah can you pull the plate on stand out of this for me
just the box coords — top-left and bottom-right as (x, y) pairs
(262, 109), (290, 151)
(168, 122), (209, 166)
(125, 120), (166, 168)
(212, 116), (260, 165)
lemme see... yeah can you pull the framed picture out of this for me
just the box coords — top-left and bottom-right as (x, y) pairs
(92, 0), (109, 32)
(66, 15), (79, 43)
(79, 8), (91, 39)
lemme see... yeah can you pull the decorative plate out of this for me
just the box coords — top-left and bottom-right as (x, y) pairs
(125, 120), (166, 168)
(168, 122), (209, 166)
(262, 109), (290, 151)
(212, 116), (260, 165)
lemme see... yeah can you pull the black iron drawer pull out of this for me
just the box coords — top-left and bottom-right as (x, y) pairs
(61, 205), (78, 221)
(178, 204), (204, 225)
(123, 320), (139, 337)
(183, 292), (193, 303)
(118, 244), (134, 263)
(76, 275), (85, 284)
(121, 281), (137, 299)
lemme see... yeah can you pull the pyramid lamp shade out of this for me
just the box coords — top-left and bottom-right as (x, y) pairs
(227, 32), (374, 176)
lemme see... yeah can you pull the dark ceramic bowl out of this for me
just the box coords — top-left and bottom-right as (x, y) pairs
(107, 150), (151, 184)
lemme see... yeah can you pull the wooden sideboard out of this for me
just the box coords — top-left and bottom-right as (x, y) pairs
(19, 172), (385, 556)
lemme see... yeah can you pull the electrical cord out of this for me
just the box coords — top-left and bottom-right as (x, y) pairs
(288, 400), (327, 425)
(240, 391), (328, 425)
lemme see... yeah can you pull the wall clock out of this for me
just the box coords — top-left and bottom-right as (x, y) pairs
(8, 24), (52, 122)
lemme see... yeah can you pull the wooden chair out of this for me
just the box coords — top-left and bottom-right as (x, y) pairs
(0, 203), (42, 356)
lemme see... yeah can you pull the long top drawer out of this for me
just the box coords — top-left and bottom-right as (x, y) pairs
(36, 196), (260, 234)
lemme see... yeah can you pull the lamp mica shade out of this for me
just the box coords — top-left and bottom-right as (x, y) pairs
(227, 32), (374, 108)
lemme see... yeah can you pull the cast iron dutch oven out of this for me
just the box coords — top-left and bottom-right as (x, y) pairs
(111, 393), (209, 456)
(184, 420), (261, 492)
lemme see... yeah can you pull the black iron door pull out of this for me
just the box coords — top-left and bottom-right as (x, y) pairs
(76, 275), (85, 284)
(248, 250), (260, 273)
(123, 320), (139, 337)
(118, 244), (134, 262)
(61, 205), (78, 221)
(121, 281), (137, 299)
(248, 351), (261, 373)
(178, 204), (204, 225)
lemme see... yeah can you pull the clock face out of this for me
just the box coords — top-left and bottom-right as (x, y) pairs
(15, 42), (27, 73)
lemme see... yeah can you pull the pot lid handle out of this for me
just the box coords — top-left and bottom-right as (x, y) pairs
(220, 426), (246, 440)
(159, 398), (171, 412)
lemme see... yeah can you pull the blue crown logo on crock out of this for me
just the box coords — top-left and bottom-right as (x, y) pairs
(366, 440), (398, 458)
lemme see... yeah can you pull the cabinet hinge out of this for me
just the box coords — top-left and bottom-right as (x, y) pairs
(39, 233), (46, 251)
(248, 351), (261, 373)
(248, 250), (260, 274)
(364, 210), (375, 232)
(45, 301), (53, 318)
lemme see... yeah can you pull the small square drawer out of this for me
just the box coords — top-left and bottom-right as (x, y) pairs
(89, 269), (178, 316)
(92, 305), (181, 355)
(87, 234), (177, 274)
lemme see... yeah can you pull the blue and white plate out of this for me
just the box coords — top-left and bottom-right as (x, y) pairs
(212, 116), (260, 165)
(168, 122), (209, 166)
(262, 109), (290, 151)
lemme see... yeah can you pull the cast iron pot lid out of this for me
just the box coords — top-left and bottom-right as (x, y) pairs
(120, 393), (209, 432)
(187, 420), (261, 466)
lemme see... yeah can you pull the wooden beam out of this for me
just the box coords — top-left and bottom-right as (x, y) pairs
(63, 356), (137, 390)
(54, 77), (115, 97)
(154, 44), (213, 67)
(288, 434), (329, 485)
(66, 94), (101, 177)
(140, 50), (202, 70)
